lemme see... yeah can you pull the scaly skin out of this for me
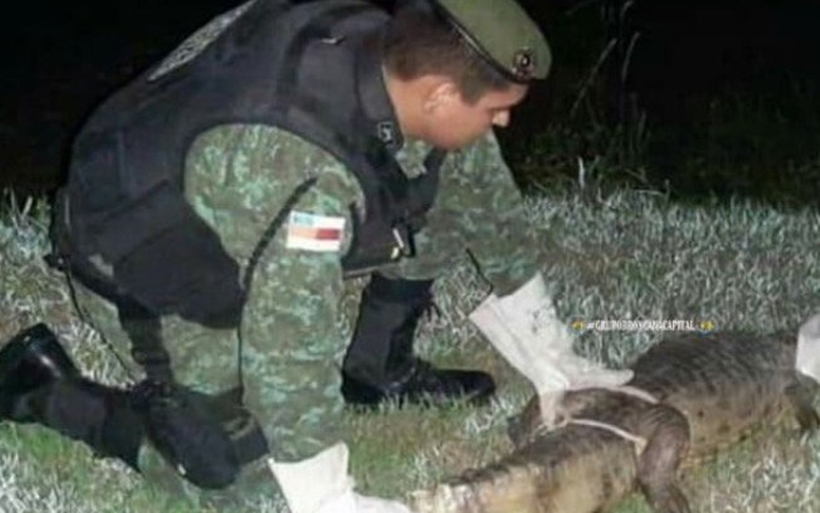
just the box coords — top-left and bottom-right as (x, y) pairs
(411, 332), (820, 513)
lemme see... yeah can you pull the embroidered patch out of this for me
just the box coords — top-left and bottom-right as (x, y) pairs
(285, 211), (345, 252)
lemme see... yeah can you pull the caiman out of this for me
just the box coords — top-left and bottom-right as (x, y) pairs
(411, 331), (820, 513)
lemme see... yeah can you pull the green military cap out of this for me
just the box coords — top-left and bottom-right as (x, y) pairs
(431, 0), (551, 83)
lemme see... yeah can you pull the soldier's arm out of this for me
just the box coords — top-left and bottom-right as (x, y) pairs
(449, 132), (546, 295)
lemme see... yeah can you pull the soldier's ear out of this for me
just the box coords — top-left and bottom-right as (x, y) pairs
(424, 80), (460, 115)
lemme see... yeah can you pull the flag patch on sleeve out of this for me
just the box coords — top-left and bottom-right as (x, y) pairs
(285, 211), (346, 252)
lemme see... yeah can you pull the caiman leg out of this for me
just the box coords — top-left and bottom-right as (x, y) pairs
(508, 389), (626, 449)
(786, 374), (820, 433)
(636, 404), (691, 513)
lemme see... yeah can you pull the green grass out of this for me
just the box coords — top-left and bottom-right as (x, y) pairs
(1, 187), (819, 512)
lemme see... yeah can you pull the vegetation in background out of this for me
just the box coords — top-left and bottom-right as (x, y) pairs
(502, 0), (820, 207)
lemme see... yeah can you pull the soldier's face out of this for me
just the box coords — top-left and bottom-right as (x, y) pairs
(423, 83), (529, 150)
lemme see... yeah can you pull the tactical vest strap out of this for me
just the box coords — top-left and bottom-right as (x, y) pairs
(407, 148), (446, 231)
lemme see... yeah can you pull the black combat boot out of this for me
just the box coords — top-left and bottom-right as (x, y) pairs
(341, 274), (496, 408)
(0, 323), (81, 419)
(0, 323), (145, 470)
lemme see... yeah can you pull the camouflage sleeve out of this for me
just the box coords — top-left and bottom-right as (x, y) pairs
(184, 124), (363, 461)
(452, 131), (544, 295)
(396, 132), (543, 296)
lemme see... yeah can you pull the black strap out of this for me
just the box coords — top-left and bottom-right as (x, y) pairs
(406, 148), (445, 231)
(117, 298), (172, 383)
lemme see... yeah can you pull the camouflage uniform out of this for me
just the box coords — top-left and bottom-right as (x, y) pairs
(54, 0), (554, 506)
(72, 122), (541, 502)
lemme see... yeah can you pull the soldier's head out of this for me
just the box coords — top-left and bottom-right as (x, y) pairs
(383, 0), (550, 150)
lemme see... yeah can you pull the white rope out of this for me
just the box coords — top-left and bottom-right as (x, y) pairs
(569, 418), (648, 454)
(596, 384), (659, 404)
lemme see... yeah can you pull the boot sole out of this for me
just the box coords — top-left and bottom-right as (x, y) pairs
(0, 325), (46, 379)
(0, 323), (80, 385)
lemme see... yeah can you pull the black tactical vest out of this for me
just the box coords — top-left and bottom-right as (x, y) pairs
(60, 0), (445, 323)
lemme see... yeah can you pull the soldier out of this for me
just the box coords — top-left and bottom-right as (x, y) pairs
(0, 0), (631, 510)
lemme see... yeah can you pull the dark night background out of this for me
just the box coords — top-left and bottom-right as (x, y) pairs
(2, 0), (820, 204)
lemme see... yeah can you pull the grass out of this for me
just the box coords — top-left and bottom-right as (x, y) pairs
(1, 186), (819, 512)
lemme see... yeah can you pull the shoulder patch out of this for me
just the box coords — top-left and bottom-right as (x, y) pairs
(285, 211), (346, 252)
